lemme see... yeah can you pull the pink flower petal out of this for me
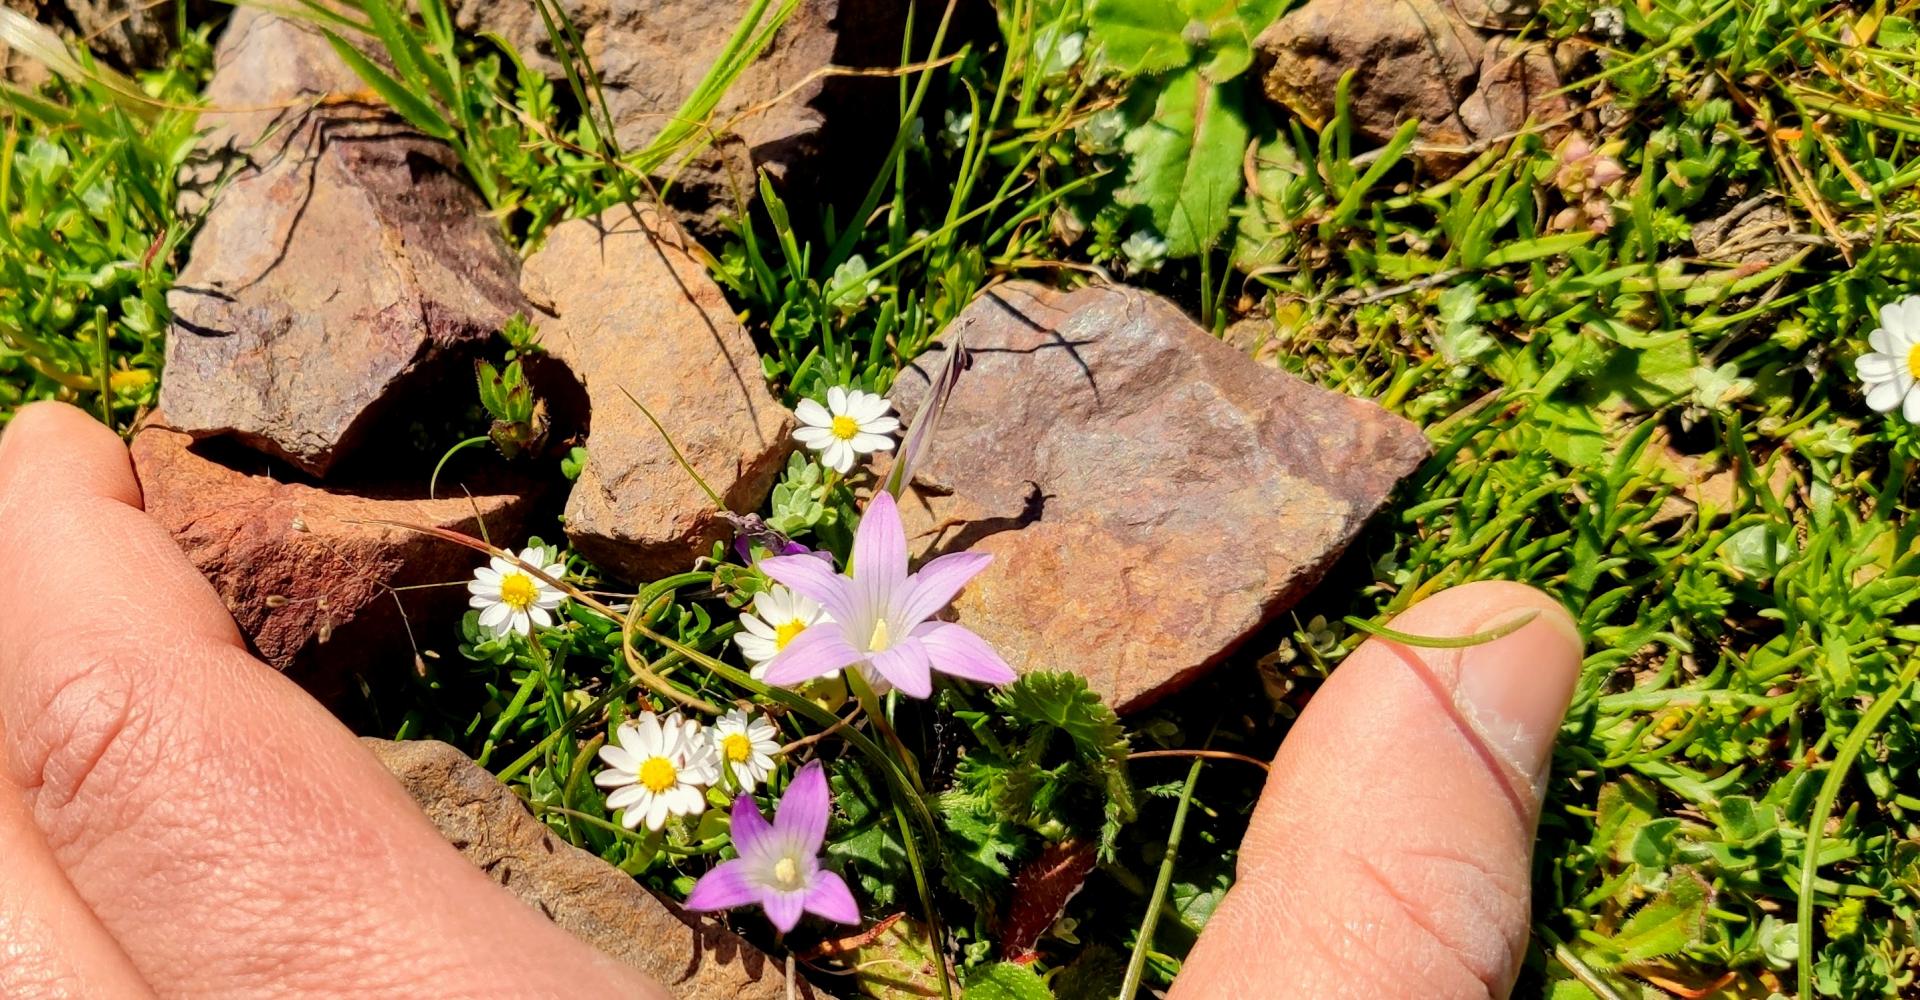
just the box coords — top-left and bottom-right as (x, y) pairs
(804, 870), (861, 926)
(852, 490), (909, 590)
(867, 639), (934, 698)
(763, 890), (807, 933)
(915, 622), (1017, 686)
(730, 789), (774, 856)
(774, 760), (831, 851)
(685, 859), (759, 912)
(894, 551), (992, 628)
(759, 553), (858, 623)
(761, 626), (862, 688)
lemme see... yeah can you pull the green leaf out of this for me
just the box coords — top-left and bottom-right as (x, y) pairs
(1588, 867), (1714, 969)
(996, 672), (1136, 858)
(1119, 70), (1248, 258)
(321, 29), (453, 139)
(1087, 0), (1191, 76)
(962, 962), (1054, 1000)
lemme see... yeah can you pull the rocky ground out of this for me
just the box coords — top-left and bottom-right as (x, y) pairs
(6, 0), (1920, 996)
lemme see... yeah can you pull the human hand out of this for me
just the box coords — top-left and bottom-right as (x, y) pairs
(1170, 581), (1583, 998)
(0, 402), (666, 999)
(0, 402), (1579, 999)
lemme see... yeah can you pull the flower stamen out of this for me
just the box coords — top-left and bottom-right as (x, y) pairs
(498, 572), (538, 611)
(830, 414), (860, 440)
(773, 618), (808, 649)
(638, 756), (678, 793)
(721, 733), (753, 763)
(772, 856), (801, 889)
(867, 619), (893, 653)
(1908, 343), (1920, 380)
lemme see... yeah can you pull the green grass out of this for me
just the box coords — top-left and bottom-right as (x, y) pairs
(7, 0), (1920, 997)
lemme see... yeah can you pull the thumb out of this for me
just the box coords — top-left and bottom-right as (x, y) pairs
(1171, 581), (1583, 999)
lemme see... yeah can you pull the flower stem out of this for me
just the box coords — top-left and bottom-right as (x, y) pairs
(1119, 756), (1204, 1000)
(1796, 653), (1920, 999)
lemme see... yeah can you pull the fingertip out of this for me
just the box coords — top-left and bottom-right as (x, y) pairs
(1373, 580), (1583, 797)
(0, 402), (142, 510)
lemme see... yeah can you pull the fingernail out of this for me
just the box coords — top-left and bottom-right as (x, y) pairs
(1452, 605), (1583, 795)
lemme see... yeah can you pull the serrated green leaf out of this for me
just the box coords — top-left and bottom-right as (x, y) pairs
(1119, 70), (1248, 258)
(962, 962), (1054, 1000)
(1588, 867), (1714, 969)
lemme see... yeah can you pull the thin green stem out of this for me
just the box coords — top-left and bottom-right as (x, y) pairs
(1120, 756), (1203, 1000)
(1797, 654), (1920, 998)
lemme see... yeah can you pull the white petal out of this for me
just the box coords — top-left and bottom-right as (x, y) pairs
(534, 591), (567, 609)
(488, 555), (515, 574)
(510, 611), (533, 635)
(528, 605), (553, 629)
(469, 594), (495, 609)
(794, 425), (837, 449)
(1857, 353), (1897, 381)
(1867, 378), (1905, 412)
(858, 415), (901, 436)
(795, 398), (832, 427)
(823, 440), (854, 473)
(478, 602), (513, 630)
(473, 566), (502, 585)
(1870, 327), (1896, 355)
(1905, 386), (1920, 425)
(849, 391), (892, 422)
(599, 744), (638, 771)
(850, 432), (895, 454)
(644, 796), (671, 831)
(827, 385), (849, 415)
(606, 784), (648, 810)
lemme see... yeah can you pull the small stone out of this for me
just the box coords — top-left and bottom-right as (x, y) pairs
(1256, 0), (1483, 164)
(162, 9), (524, 477)
(1255, 0), (1565, 174)
(521, 209), (792, 580)
(365, 738), (832, 999)
(889, 283), (1429, 713)
(130, 420), (537, 700)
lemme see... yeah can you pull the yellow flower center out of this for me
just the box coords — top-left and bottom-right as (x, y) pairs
(774, 618), (808, 650)
(868, 619), (893, 653)
(1907, 343), (1920, 380)
(722, 732), (754, 763)
(830, 414), (860, 440)
(638, 756), (678, 793)
(773, 856), (801, 888)
(498, 572), (538, 612)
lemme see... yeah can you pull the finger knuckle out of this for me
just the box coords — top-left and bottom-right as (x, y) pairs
(9, 637), (164, 850)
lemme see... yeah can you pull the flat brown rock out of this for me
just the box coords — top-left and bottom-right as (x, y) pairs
(1255, 0), (1564, 174)
(521, 208), (792, 580)
(162, 9), (523, 476)
(449, 0), (909, 234)
(889, 283), (1430, 713)
(130, 420), (537, 699)
(364, 738), (830, 999)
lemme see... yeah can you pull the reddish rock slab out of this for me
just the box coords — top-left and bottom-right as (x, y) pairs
(130, 420), (536, 698)
(520, 208), (793, 581)
(365, 738), (833, 999)
(162, 8), (523, 477)
(888, 283), (1430, 713)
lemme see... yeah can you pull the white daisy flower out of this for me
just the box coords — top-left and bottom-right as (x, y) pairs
(1856, 295), (1920, 424)
(710, 708), (782, 790)
(468, 546), (568, 637)
(737, 585), (831, 679)
(594, 711), (722, 832)
(793, 386), (899, 473)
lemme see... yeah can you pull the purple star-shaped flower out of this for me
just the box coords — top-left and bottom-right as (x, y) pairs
(755, 490), (1017, 698)
(684, 760), (859, 933)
